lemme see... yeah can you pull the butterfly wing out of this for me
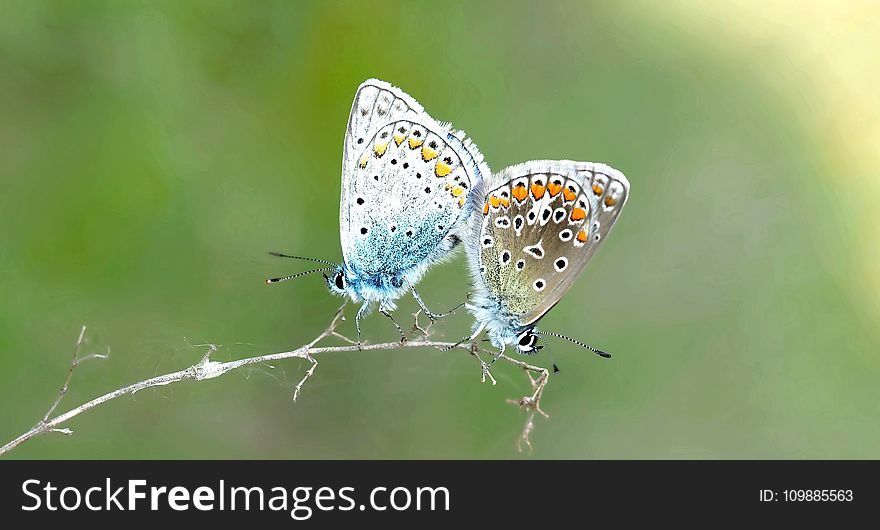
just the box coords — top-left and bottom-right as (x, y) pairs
(341, 80), (489, 282)
(340, 79), (428, 263)
(473, 160), (629, 326)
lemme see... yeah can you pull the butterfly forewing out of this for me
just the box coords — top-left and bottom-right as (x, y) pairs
(340, 80), (427, 263)
(342, 79), (425, 174)
(477, 160), (629, 326)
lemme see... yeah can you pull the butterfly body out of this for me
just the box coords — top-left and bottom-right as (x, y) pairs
(326, 80), (488, 323)
(465, 160), (629, 354)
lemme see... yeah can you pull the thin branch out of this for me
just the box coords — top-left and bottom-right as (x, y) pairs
(0, 304), (553, 457)
(506, 365), (551, 453)
(410, 308), (435, 338)
(42, 325), (88, 422)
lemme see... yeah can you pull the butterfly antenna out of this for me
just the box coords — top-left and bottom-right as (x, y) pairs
(266, 267), (335, 284)
(536, 331), (612, 359)
(268, 251), (335, 266)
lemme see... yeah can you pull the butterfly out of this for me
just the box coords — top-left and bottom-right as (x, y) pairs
(268, 79), (489, 342)
(462, 160), (629, 358)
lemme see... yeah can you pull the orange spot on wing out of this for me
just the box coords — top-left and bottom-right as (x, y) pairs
(421, 146), (438, 161)
(489, 195), (501, 208)
(512, 184), (528, 201)
(374, 142), (388, 157)
(530, 184), (546, 199)
(604, 196), (618, 207)
(483, 202), (490, 215)
(592, 184), (604, 195)
(570, 208), (587, 221)
(409, 138), (423, 149)
(451, 186), (464, 197)
(576, 230), (587, 242)
(393, 134), (405, 146)
(435, 161), (452, 177)
(562, 188), (577, 202)
(547, 182), (562, 197)
(500, 198), (510, 208)
(459, 198), (466, 207)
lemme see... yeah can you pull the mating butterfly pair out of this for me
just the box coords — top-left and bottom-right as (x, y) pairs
(269, 79), (629, 358)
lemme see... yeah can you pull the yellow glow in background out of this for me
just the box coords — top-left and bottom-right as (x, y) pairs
(659, 0), (880, 320)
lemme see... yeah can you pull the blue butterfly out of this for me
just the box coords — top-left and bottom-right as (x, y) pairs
(269, 79), (489, 342)
(461, 160), (629, 359)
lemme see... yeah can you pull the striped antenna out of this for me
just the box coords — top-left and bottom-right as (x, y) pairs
(268, 252), (335, 266)
(266, 267), (335, 284)
(536, 331), (612, 359)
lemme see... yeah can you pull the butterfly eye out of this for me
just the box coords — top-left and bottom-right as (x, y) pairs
(517, 332), (537, 350)
(334, 272), (346, 290)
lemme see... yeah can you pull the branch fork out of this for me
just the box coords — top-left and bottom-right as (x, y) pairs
(1, 305), (555, 456)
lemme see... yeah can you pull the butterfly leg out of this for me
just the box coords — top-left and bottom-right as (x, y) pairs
(440, 322), (486, 352)
(440, 323), (495, 383)
(355, 303), (371, 350)
(489, 343), (506, 367)
(441, 333), (474, 352)
(379, 309), (407, 344)
(410, 287), (466, 322)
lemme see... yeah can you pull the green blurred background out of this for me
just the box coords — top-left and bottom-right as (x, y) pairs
(2, 0), (878, 459)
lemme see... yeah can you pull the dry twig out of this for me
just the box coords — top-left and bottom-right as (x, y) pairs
(0, 304), (552, 456)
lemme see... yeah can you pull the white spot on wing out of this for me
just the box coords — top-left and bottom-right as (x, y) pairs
(513, 215), (524, 235)
(523, 240), (545, 259)
(554, 257), (568, 272)
(553, 208), (567, 223)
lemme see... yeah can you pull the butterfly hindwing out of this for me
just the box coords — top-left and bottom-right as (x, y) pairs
(338, 79), (489, 291)
(475, 160), (629, 326)
(346, 120), (484, 276)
